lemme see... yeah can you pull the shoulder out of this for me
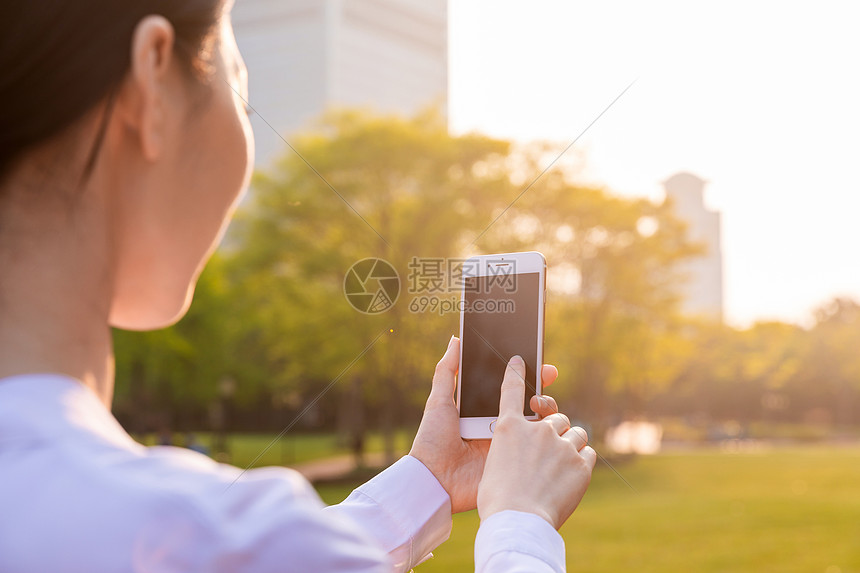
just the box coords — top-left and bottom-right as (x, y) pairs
(124, 448), (392, 571)
(1, 441), (388, 572)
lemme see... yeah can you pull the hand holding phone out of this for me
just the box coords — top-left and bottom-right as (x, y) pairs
(477, 355), (597, 530)
(408, 336), (562, 514)
(457, 252), (546, 439)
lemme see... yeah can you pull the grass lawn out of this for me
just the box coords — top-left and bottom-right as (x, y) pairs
(316, 445), (860, 573)
(137, 430), (413, 467)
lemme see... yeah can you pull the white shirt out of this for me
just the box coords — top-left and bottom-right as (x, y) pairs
(0, 374), (566, 572)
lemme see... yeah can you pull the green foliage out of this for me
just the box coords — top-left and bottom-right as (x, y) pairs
(112, 107), (860, 435)
(221, 110), (517, 448)
(788, 298), (860, 425)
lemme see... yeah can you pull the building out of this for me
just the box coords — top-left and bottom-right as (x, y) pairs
(663, 172), (724, 320)
(232, 0), (448, 166)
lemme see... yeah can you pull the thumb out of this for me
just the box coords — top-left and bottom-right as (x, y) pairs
(427, 335), (459, 407)
(499, 355), (526, 417)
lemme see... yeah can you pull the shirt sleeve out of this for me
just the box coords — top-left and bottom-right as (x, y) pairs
(323, 455), (453, 572)
(474, 511), (566, 573)
(131, 462), (396, 573)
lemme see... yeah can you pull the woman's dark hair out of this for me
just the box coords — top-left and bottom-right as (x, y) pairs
(0, 0), (225, 180)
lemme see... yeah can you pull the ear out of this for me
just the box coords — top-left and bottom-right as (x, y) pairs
(117, 15), (176, 161)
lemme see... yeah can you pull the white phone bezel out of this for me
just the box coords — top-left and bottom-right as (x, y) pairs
(457, 251), (546, 439)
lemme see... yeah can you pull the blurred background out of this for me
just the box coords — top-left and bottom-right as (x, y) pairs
(113, 1), (860, 571)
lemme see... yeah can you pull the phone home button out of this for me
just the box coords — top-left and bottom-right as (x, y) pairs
(489, 419), (497, 434)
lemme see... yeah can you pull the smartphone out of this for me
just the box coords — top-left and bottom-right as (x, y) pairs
(457, 251), (546, 439)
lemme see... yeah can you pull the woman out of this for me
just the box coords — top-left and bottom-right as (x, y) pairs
(0, 1), (596, 571)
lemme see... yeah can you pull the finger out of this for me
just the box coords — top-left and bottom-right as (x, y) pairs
(427, 336), (459, 407)
(529, 394), (559, 418)
(541, 364), (559, 389)
(498, 355), (526, 417)
(542, 412), (571, 436)
(563, 426), (589, 451)
(580, 445), (597, 469)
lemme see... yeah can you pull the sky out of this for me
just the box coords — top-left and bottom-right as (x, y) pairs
(448, 0), (860, 327)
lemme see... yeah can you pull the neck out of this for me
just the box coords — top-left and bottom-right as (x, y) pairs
(0, 165), (116, 407)
(0, 308), (115, 406)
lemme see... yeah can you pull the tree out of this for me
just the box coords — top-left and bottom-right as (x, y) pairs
(790, 298), (860, 426)
(476, 152), (701, 427)
(113, 108), (705, 453)
(225, 109), (512, 463)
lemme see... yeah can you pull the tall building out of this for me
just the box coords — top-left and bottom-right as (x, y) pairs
(663, 172), (724, 321)
(232, 0), (448, 166)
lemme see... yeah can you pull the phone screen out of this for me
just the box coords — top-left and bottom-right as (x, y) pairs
(460, 271), (541, 417)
